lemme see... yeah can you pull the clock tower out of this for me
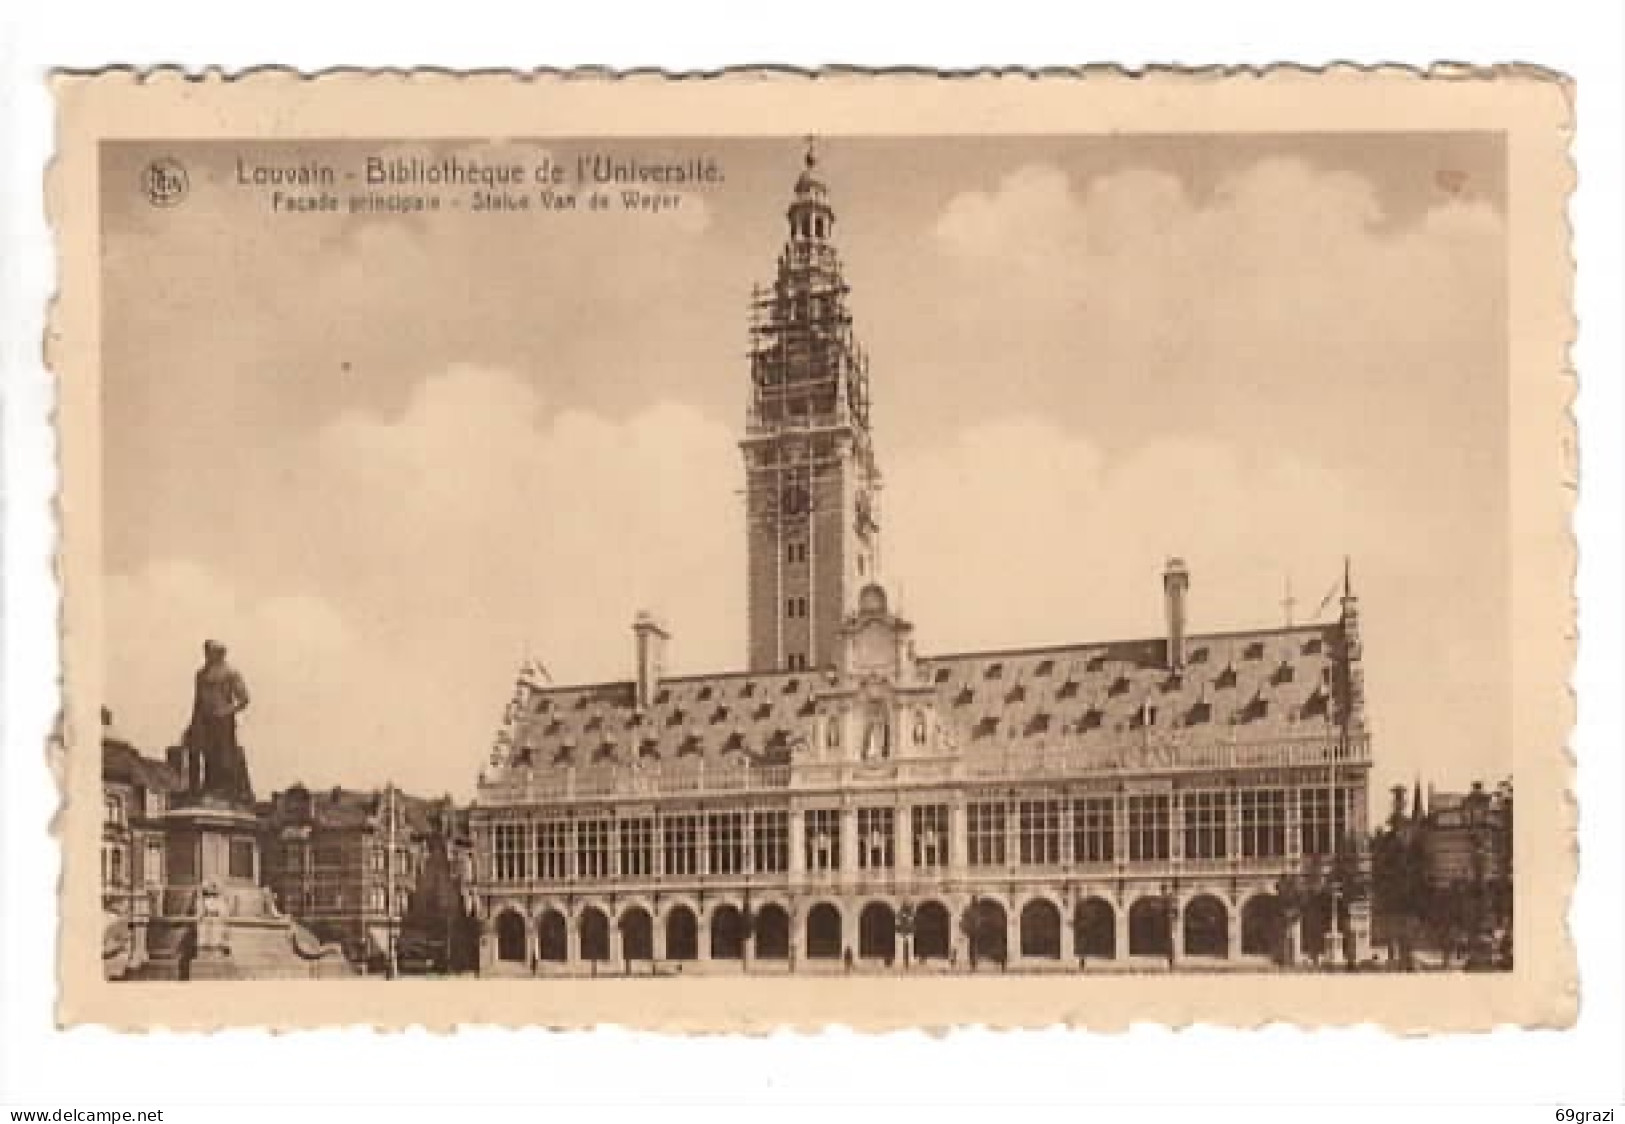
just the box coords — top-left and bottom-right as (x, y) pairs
(742, 144), (882, 673)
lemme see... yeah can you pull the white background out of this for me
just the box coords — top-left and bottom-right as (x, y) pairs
(1, 1), (1620, 1115)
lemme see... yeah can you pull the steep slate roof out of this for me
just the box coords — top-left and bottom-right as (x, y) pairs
(101, 737), (185, 793)
(267, 786), (453, 835)
(493, 620), (1347, 790)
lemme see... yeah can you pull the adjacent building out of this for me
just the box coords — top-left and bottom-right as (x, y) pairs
(261, 784), (473, 967)
(101, 708), (185, 974)
(467, 147), (1377, 974)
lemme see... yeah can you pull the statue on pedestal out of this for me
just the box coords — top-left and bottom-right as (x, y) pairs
(181, 639), (255, 806)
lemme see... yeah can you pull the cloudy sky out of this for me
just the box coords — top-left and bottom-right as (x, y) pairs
(101, 133), (1508, 806)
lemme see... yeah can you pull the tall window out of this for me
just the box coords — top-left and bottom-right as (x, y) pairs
(103, 794), (125, 827)
(1182, 791), (1229, 860)
(1299, 787), (1348, 856)
(752, 810), (789, 873)
(911, 804), (949, 868)
(536, 821), (570, 881)
(493, 822), (530, 882)
(967, 801), (1006, 866)
(1239, 789), (1287, 858)
(856, 807), (895, 869)
(1127, 794), (1171, 862)
(1018, 798), (1064, 865)
(619, 817), (654, 878)
(577, 818), (611, 880)
(1072, 797), (1115, 864)
(144, 838), (164, 886)
(663, 814), (701, 877)
(804, 808), (840, 872)
(707, 812), (746, 875)
(787, 652), (808, 672)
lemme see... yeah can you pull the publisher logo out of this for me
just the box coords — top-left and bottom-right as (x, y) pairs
(143, 158), (189, 207)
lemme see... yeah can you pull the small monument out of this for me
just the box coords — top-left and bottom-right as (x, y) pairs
(134, 641), (352, 979)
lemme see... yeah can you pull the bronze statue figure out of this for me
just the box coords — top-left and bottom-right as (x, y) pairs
(182, 639), (255, 805)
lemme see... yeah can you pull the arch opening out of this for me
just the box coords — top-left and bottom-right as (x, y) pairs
(1182, 894), (1229, 958)
(537, 908), (568, 963)
(665, 905), (699, 961)
(806, 903), (842, 959)
(858, 902), (897, 961)
(912, 901), (952, 961)
(619, 907), (654, 962)
(1019, 899), (1062, 959)
(754, 903), (790, 960)
(1074, 897), (1117, 960)
(494, 910), (527, 963)
(1128, 897), (1172, 957)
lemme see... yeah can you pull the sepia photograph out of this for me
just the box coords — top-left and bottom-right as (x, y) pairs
(46, 70), (1573, 1031)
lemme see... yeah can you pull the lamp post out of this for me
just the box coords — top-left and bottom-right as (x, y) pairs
(1160, 881), (1179, 968)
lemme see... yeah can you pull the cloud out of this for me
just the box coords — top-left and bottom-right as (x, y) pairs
(110, 366), (745, 798)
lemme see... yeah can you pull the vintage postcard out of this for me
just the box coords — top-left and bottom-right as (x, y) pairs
(50, 68), (1574, 1031)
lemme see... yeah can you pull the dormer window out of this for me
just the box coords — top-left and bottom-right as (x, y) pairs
(1080, 708), (1103, 732)
(584, 715), (603, 732)
(1216, 665), (1238, 690)
(1024, 713), (1051, 736)
(1188, 646), (1209, 664)
(711, 705), (730, 724)
(1086, 654), (1108, 673)
(697, 685), (714, 702)
(973, 716), (1000, 739)
(654, 688), (672, 705)
(1005, 684), (1026, 705)
(667, 709), (686, 727)
(754, 702), (773, 721)
(934, 667), (953, 684)
(783, 678), (800, 695)
(677, 735), (703, 758)
(1108, 675), (1131, 698)
(984, 662), (1004, 681)
(722, 732), (745, 754)
(740, 681), (756, 698)
(1272, 661), (1295, 686)
(1034, 659), (1055, 677)
(1244, 641), (1266, 661)
(574, 695), (590, 710)
(593, 742), (617, 763)
(1302, 637), (1323, 655)
(544, 719), (564, 736)
(1057, 680), (1080, 701)
(639, 738), (660, 759)
(955, 686), (975, 707)
(1186, 700), (1213, 725)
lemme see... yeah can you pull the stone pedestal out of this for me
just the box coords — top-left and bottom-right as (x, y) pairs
(133, 799), (354, 981)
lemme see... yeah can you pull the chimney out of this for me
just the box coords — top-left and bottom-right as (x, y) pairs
(633, 611), (669, 710)
(1162, 557), (1190, 670)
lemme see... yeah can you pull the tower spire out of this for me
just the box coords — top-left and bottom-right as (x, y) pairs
(741, 145), (882, 673)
